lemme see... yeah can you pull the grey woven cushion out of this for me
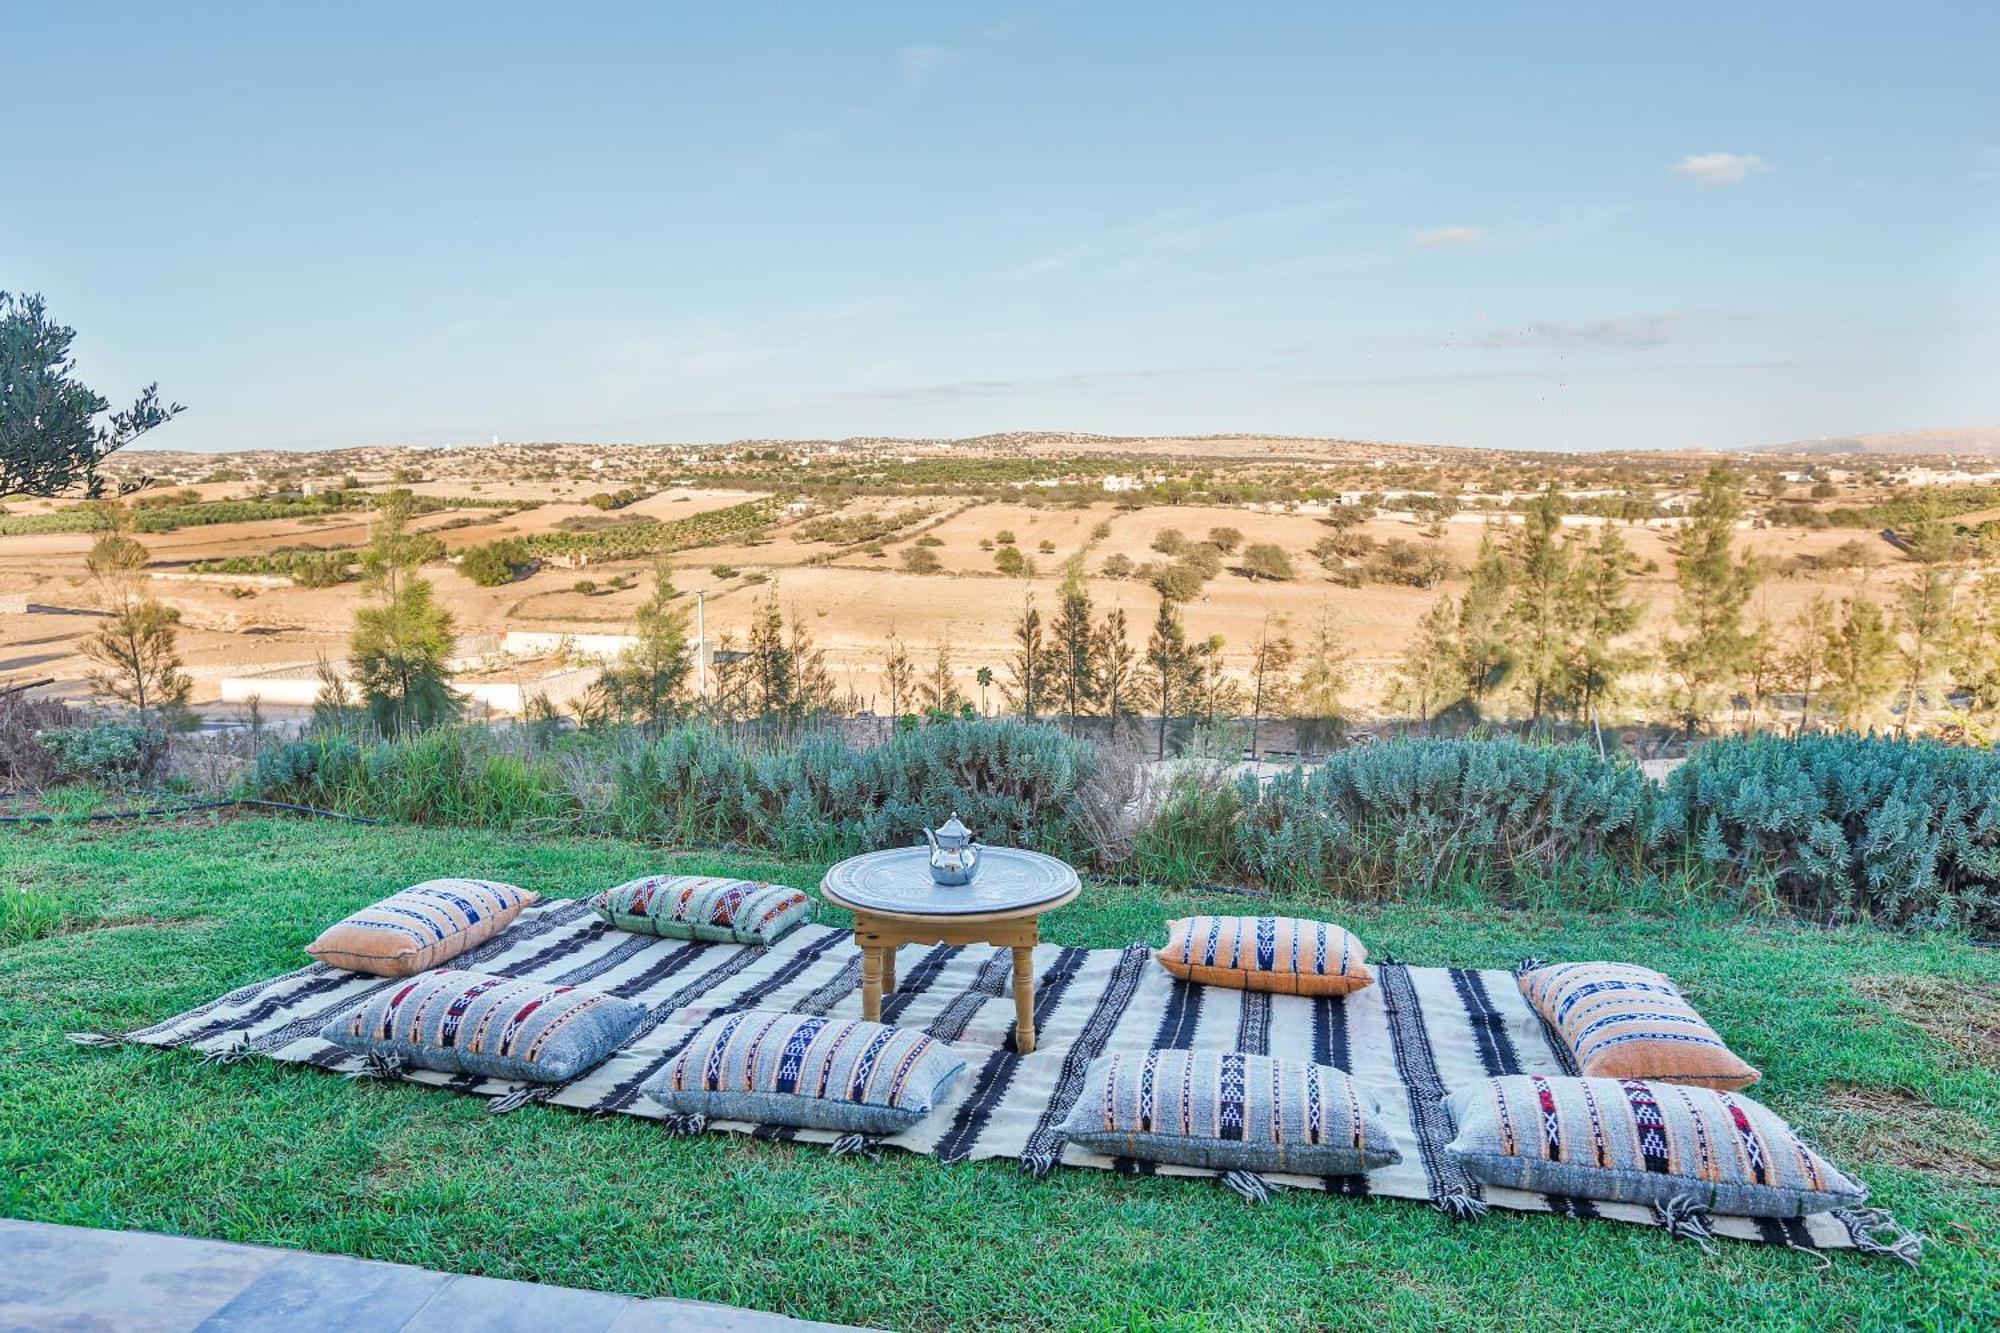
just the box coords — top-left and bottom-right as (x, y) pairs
(641, 1011), (967, 1135)
(1059, 1050), (1403, 1176)
(318, 968), (646, 1083)
(1446, 1074), (1868, 1217)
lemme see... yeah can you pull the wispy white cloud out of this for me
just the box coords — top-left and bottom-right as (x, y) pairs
(896, 46), (958, 83)
(1670, 152), (1768, 186)
(1454, 314), (1688, 351)
(1411, 224), (1486, 250)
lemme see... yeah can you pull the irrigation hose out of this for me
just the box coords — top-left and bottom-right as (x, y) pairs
(0, 798), (378, 826)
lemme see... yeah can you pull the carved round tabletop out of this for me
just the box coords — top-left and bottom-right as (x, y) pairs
(820, 846), (1081, 918)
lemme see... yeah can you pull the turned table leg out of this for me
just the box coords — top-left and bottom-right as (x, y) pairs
(1012, 944), (1037, 1054)
(882, 943), (897, 995)
(860, 940), (884, 1022)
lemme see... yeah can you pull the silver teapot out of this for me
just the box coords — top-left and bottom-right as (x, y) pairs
(922, 812), (982, 886)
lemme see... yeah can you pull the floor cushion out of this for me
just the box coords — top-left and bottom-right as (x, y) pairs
(1447, 1074), (1867, 1217)
(305, 879), (538, 977)
(589, 874), (812, 945)
(1519, 961), (1761, 1090)
(318, 968), (645, 1083)
(1156, 915), (1374, 996)
(1060, 1050), (1403, 1176)
(641, 1011), (966, 1135)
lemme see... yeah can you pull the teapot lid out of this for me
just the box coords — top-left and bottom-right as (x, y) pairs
(934, 811), (973, 841)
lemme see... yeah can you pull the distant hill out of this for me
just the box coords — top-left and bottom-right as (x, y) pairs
(1755, 426), (2000, 457)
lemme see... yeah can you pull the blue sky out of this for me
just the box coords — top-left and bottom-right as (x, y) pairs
(7, 3), (1997, 454)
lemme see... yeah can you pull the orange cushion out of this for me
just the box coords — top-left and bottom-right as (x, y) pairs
(1156, 915), (1374, 996)
(306, 879), (538, 977)
(1518, 961), (1761, 1091)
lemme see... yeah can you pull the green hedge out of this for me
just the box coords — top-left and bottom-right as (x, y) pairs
(244, 722), (2000, 935)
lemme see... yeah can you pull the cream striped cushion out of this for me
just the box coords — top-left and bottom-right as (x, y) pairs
(1519, 961), (1760, 1090)
(1156, 915), (1373, 996)
(1448, 1075), (1866, 1217)
(306, 879), (538, 977)
(590, 874), (812, 945)
(1061, 1050), (1402, 1176)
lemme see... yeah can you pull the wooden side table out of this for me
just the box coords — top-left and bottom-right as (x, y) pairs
(820, 847), (1081, 1055)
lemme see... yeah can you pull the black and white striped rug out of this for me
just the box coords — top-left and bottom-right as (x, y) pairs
(83, 900), (1913, 1257)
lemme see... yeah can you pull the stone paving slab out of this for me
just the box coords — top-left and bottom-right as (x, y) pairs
(0, 1220), (875, 1333)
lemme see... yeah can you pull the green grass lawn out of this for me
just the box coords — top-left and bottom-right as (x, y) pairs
(3, 816), (1996, 1331)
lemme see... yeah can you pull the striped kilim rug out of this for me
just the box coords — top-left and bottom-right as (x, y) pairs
(82, 899), (1916, 1259)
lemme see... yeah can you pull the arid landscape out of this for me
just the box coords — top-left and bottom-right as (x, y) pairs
(8, 429), (2000, 736)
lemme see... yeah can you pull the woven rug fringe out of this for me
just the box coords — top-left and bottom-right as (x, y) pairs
(197, 1035), (254, 1067)
(346, 1052), (408, 1081)
(1832, 1207), (1924, 1268)
(65, 1031), (131, 1047)
(1654, 1195), (1717, 1254)
(1220, 1170), (1273, 1204)
(828, 1134), (882, 1160)
(1018, 1150), (1061, 1179)
(487, 1084), (554, 1115)
(1513, 957), (1548, 977)
(1433, 1191), (1489, 1222)
(661, 1112), (709, 1137)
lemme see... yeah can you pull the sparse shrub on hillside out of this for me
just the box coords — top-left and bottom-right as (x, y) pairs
(1238, 543), (1294, 581)
(458, 540), (533, 586)
(1151, 529), (1187, 556)
(995, 529), (1017, 545)
(1207, 526), (1243, 554)
(0, 692), (74, 790)
(994, 546), (1030, 577)
(901, 545), (941, 574)
(1365, 538), (1455, 588)
(1101, 553), (1134, 579)
(41, 722), (169, 786)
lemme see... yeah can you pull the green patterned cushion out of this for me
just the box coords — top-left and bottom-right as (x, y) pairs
(1060, 1050), (1403, 1176)
(318, 968), (645, 1083)
(1447, 1074), (1867, 1217)
(589, 874), (812, 945)
(642, 1011), (966, 1135)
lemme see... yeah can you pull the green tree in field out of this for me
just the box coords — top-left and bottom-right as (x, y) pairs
(1891, 502), (1962, 735)
(920, 638), (966, 714)
(1050, 558), (1101, 734)
(80, 503), (191, 719)
(1142, 597), (1201, 758)
(1001, 590), (1053, 719)
(1, 291), (182, 499)
(459, 540), (528, 586)
(742, 585), (837, 729)
(880, 628), (915, 718)
(1246, 614), (1296, 757)
(1660, 464), (1760, 733)
(1291, 604), (1351, 755)
(1388, 594), (1463, 725)
(1823, 595), (1897, 730)
(1949, 573), (2000, 722)
(1096, 607), (1139, 723)
(1457, 529), (1512, 709)
(595, 560), (693, 728)
(1191, 634), (1243, 726)
(350, 490), (460, 732)
(1561, 522), (1645, 721)
(1781, 593), (1839, 731)
(1239, 542), (1294, 581)
(1504, 487), (1570, 722)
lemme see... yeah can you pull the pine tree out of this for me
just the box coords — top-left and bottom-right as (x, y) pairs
(1781, 594), (1839, 732)
(1561, 523), (1645, 721)
(1892, 502), (1962, 736)
(1096, 607), (1138, 723)
(1505, 486), (1570, 722)
(1949, 574), (2000, 720)
(1823, 595), (1896, 730)
(349, 490), (459, 732)
(1388, 594), (1462, 725)
(1192, 634), (1243, 726)
(1660, 464), (1759, 733)
(1142, 597), (1200, 758)
(1291, 604), (1351, 755)
(880, 627), (916, 719)
(1001, 591), (1053, 719)
(920, 638), (966, 714)
(595, 560), (692, 728)
(1050, 558), (1101, 734)
(79, 502), (192, 720)
(1457, 528), (1512, 709)
(1246, 614), (1297, 757)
